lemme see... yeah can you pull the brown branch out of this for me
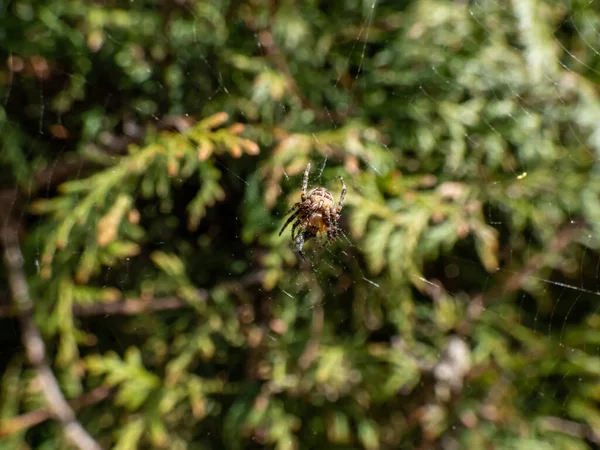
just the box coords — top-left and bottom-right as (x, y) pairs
(244, 12), (353, 122)
(0, 293), (193, 318)
(0, 270), (267, 318)
(503, 224), (582, 293)
(73, 295), (199, 317)
(475, 222), (586, 306)
(1, 227), (103, 450)
(0, 385), (112, 438)
(539, 416), (600, 443)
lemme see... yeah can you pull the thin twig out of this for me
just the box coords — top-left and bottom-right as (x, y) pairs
(0, 385), (112, 438)
(1, 229), (103, 450)
(298, 273), (324, 370)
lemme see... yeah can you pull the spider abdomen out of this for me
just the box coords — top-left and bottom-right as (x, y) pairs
(308, 213), (328, 234)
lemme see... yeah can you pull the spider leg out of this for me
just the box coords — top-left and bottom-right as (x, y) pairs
(285, 202), (301, 215)
(327, 220), (342, 246)
(301, 162), (311, 202)
(291, 217), (304, 240)
(279, 210), (301, 236)
(336, 176), (346, 215)
(324, 207), (335, 241)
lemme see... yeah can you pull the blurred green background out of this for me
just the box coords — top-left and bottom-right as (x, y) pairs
(2, 0), (600, 448)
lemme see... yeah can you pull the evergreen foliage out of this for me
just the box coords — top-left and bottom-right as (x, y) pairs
(2, 0), (600, 448)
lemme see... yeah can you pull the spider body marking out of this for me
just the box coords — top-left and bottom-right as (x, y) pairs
(279, 162), (346, 257)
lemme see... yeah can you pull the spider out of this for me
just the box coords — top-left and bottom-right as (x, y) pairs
(279, 162), (346, 258)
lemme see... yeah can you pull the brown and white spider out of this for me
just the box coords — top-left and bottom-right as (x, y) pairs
(279, 162), (346, 258)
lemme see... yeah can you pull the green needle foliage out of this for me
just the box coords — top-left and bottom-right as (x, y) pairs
(2, 0), (600, 449)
